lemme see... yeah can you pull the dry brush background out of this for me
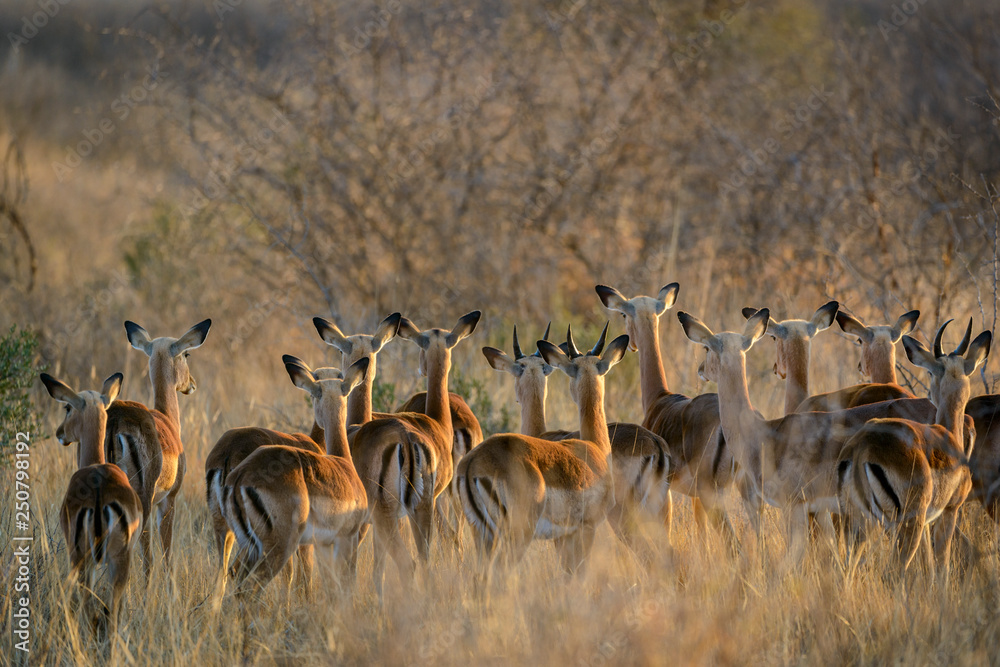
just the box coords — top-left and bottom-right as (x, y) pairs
(2, 0), (1000, 664)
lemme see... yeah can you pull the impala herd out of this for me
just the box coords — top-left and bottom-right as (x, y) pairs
(38, 282), (1000, 636)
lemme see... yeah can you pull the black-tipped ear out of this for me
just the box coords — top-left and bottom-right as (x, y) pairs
(41, 373), (84, 410)
(964, 331), (992, 376)
(101, 372), (124, 406)
(657, 283), (679, 310)
(172, 319), (212, 356)
(281, 354), (309, 370)
(742, 308), (769, 350)
(903, 335), (939, 373)
(447, 311), (481, 347)
(397, 317), (429, 349)
(677, 312), (717, 350)
(597, 334), (630, 374)
(124, 320), (153, 354)
(483, 346), (516, 374)
(372, 312), (402, 352)
(892, 310), (920, 341)
(284, 357), (319, 395)
(596, 285), (629, 312)
(741, 307), (760, 320)
(314, 316), (353, 354)
(836, 311), (872, 343)
(538, 339), (573, 373)
(343, 357), (370, 394)
(809, 301), (839, 334)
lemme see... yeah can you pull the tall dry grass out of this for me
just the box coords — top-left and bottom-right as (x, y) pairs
(3, 317), (1000, 665)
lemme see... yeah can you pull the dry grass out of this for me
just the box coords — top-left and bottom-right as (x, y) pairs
(3, 346), (1000, 666)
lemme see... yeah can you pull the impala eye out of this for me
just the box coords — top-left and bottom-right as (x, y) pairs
(64, 405), (72, 413)
(184, 352), (191, 358)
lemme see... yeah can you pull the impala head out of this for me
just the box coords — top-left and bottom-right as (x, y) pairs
(483, 323), (554, 405)
(835, 309), (918, 382)
(903, 319), (989, 410)
(124, 319), (212, 394)
(282, 355), (370, 429)
(313, 312), (402, 370)
(40, 372), (123, 447)
(537, 323), (629, 404)
(397, 311), (482, 376)
(596, 282), (679, 351)
(678, 309), (770, 382)
(742, 301), (838, 379)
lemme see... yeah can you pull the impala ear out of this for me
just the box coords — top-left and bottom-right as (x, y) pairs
(964, 331), (992, 376)
(124, 321), (153, 354)
(595, 284), (629, 313)
(836, 311), (872, 343)
(372, 312), (402, 352)
(677, 312), (719, 352)
(597, 334), (630, 374)
(656, 283), (679, 312)
(313, 317), (352, 355)
(342, 357), (370, 396)
(40, 373), (85, 410)
(283, 356), (320, 397)
(742, 308), (769, 350)
(446, 311), (482, 347)
(741, 307), (760, 320)
(171, 319), (212, 356)
(101, 372), (124, 407)
(808, 301), (839, 335)
(902, 335), (940, 374)
(397, 317), (429, 349)
(537, 339), (575, 376)
(483, 347), (516, 375)
(891, 310), (920, 341)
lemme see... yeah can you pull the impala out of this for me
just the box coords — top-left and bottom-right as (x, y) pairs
(206, 312), (400, 590)
(797, 309), (919, 412)
(596, 282), (740, 551)
(312, 312), (477, 542)
(458, 327), (627, 573)
(740, 302), (838, 415)
(483, 323), (671, 562)
(41, 372), (142, 634)
(225, 357), (370, 596)
(678, 309), (962, 565)
(349, 311), (479, 598)
(837, 326), (989, 582)
(105, 319), (211, 578)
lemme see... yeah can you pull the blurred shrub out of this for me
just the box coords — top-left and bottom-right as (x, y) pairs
(0, 325), (47, 466)
(451, 369), (513, 437)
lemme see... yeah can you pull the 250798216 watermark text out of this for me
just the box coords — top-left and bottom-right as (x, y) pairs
(12, 431), (33, 655)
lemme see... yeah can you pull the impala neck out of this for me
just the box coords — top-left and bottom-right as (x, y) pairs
(150, 357), (181, 433)
(577, 379), (611, 454)
(425, 350), (453, 435)
(346, 355), (374, 426)
(937, 386), (969, 445)
(783, 338), (810, 415)
(635, 316), (669, 413)
(716, 353), (764, 470)
(519, 382), (548, 438)
(324, 408), (353, 460)
(867, 345), (897, 384)
(79, 411), (108, 469)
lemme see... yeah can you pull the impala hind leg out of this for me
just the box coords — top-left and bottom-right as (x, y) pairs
(608, 503), (656, 567)
(409, 497), (436, 563)
(295, 544), (315, 597)
(372, 508), (414, 602)
(554, 525), (597, 575)
(932, 506), (961, 586)
(158, 453), (186, 567)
